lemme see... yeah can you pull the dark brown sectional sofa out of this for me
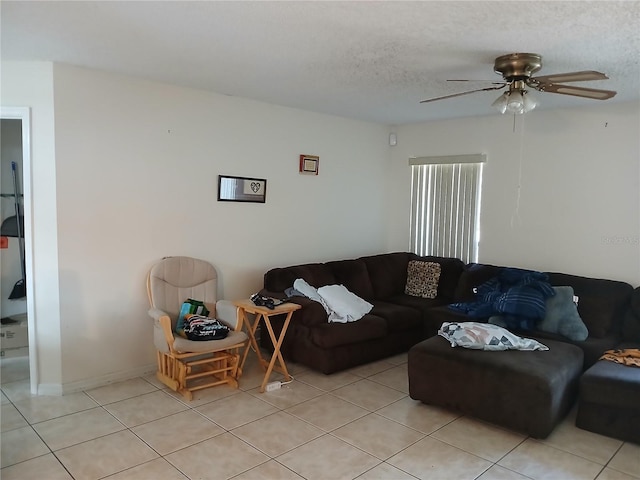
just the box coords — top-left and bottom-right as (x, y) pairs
(260, 252), (640, 440)
(260, 252), (465, 374)
(261, 252), (635, 372)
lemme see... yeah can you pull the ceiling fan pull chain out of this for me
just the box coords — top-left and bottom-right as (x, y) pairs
(510, 115), (526, 228)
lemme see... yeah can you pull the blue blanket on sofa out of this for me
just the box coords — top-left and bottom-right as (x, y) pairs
(449, 268), (556, 330)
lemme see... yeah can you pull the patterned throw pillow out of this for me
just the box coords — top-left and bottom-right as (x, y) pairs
(405, 261), (441, 299)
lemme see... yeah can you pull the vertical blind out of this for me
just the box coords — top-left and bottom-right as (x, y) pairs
(409, 154), (485, 264)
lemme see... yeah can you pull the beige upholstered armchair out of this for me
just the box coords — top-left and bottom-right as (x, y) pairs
(147, 256), (248, 400)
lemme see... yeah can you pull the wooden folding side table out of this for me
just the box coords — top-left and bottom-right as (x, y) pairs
(234, 299), (301, 393)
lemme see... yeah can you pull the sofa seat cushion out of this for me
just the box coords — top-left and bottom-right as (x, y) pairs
(389, 297), (453, 337)
(309, 314), (387, 348)
(524, 329), (620, 370)
(370, 301), (422, 333)
(388, 294), (447, 313)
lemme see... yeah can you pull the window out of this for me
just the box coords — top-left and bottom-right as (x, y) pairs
(409, 154), (485, 263)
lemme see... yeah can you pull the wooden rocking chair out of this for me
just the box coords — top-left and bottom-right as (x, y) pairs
(147, 256), (248, 400)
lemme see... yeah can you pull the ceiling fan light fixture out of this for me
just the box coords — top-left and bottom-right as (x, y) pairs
(491, 92), (509, 114)
(521, 90), (538, 113)
(506, 90), (525, 114)
(492, 88), (537, 115)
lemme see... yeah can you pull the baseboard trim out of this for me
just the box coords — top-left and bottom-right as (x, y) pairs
(59, 364), (157, 395)
(37, 383), (64, 396)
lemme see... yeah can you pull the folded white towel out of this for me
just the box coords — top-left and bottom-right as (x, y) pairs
(293, 278), (331, 314)
(318, 284), (373, 323)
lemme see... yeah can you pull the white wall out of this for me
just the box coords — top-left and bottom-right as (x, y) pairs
(387, 102), (640, 287)
(51, 64), (389, 388)
(3, 60), (638, 393)
(1, 62), (63, 391)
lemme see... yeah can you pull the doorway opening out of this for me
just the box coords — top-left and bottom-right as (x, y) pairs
(0, 107), (36, 394)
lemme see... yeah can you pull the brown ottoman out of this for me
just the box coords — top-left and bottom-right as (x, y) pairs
(576, 356), (640, 443)
(408, 335), (584, 438)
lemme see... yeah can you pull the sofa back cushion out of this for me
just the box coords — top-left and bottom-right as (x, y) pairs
(360, 253), (464, 301)
(405, 260), (441, 298)
(536, 286), (588, 341)
(453, 263), (504, 302)
(361, 252), (411, 300)
(411, 255), (465, 301)
(325, 259), (375, 301)
(263, 263), (336, 292)
(546, 272), (633, 338)
(622, 287), (640, 342)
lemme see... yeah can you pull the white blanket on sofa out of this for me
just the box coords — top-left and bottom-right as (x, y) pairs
(293, 278), (373, 323)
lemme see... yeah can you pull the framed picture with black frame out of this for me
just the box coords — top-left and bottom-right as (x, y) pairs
(217, 175), (267, 203)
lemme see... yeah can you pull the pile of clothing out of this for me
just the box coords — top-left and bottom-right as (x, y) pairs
(450, 268), (556, 331)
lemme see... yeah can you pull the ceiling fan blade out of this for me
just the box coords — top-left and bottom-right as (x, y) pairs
(420, 85), (506, 104)
(531, 71), (609, 84)
(447, 79), (504, 84)
(534, 82), (617, 100)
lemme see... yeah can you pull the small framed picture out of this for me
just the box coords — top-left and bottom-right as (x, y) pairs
(299, 155), (319, 175)
(217, 175), (267, 203)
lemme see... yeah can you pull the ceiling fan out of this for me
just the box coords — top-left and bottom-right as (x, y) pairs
(420, 53), (617, 115)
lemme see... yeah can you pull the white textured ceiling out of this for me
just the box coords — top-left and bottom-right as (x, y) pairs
(2, 1), (639, 124)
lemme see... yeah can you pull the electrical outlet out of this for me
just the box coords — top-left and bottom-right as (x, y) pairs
(265, 381), (281, 392)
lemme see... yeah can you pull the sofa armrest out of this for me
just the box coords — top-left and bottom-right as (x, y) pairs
(288, 297), (329, 327)
(259, 289), (289, 300)
(258, 289), (328, 323)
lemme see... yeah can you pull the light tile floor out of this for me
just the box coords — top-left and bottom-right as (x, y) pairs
(1, 353), (639, 480)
